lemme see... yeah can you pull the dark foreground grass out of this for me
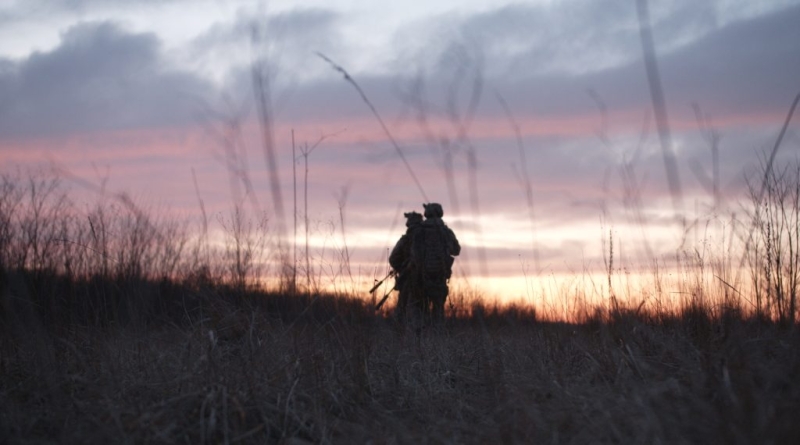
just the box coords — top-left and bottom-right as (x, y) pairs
(2, 279), (799, 444)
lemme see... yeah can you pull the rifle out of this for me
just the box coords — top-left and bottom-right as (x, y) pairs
(370, 270), (396, 311)
(374, 287), (394, 311)
(369, 269), (396, 294)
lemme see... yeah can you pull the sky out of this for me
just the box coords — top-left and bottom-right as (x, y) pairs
(1, 0), (800, 302)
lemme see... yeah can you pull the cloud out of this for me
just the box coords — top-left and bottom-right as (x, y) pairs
(387, 0), (722, 82)
(488, 2), (800, 117)
(1, 1), (798, 285)
(367, 0), (798, 125)
(243, 0), (799, 235)
(0, 0), (193, 18)
(656, 4), (800, 115)
(185, 7), (344, 88)
(282, 2), (800, 204)
(0, 21), (213, 140)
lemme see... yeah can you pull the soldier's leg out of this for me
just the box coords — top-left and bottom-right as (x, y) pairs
(430, 281), (448, 325)
(417, 276), (432, 326)
(394, 288), (408, 324)
(407, 290), (427, 335)
(431, 297), (444, 324)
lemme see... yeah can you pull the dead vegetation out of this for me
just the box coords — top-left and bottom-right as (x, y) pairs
(1, 282), (799, 444)
(1, 155), (799, 443)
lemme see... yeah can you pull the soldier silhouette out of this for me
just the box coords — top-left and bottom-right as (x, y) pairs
(389, 211), (423, 324)
(389, 203), (460, 329)
(417, 203), (460, 324)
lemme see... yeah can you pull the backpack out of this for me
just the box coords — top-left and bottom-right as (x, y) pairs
(411, 222), (451, 279)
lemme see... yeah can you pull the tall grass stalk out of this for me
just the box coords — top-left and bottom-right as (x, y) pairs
(316, 52), (429, 202)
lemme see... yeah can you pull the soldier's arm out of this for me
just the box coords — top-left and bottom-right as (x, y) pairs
(447, 228), (461, 256)
(389, 235), (408, 270)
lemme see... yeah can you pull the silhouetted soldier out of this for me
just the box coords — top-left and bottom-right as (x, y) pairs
(414, 203), (460, 325)
(389, 211), (423, 324)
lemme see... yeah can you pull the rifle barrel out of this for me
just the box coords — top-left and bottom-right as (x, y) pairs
(368, 270), (394, 294)
(375, 289), (392, 310)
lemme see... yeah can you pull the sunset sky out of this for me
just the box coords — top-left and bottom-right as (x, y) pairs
(2, 0), (799, 301)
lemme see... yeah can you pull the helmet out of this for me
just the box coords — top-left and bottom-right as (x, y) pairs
(423, 203), (443, 218)
(404, 211), (423, 227)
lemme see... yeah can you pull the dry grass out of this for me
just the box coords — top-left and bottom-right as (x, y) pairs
(1, 156), (799, 443)
(1, 288), (798, 444)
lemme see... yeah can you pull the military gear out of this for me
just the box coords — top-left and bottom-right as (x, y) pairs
(369, 269), (395, 294)
(416, 206), (460, 325)
(388, 205), (460, 327)
(404, 211), (422, 227)
(423, 202), (443, 218)
(411, 220), (451, 278)
(389, 212), (422, 280)
(388, 212), (425, 322)
(374, 275), (396, 310)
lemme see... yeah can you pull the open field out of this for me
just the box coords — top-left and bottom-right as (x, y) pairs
(3, 1), (800, 442)
(2, 273), (799, 444)
(1, 163), (800, 443)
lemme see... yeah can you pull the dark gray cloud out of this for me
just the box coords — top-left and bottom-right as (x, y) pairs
(657, 4), (800, 115)
(234, 0), (798, 151)
(0, 21), (213, 139)
(485, 2), (800, 118)
(5, 2), (796, 141)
